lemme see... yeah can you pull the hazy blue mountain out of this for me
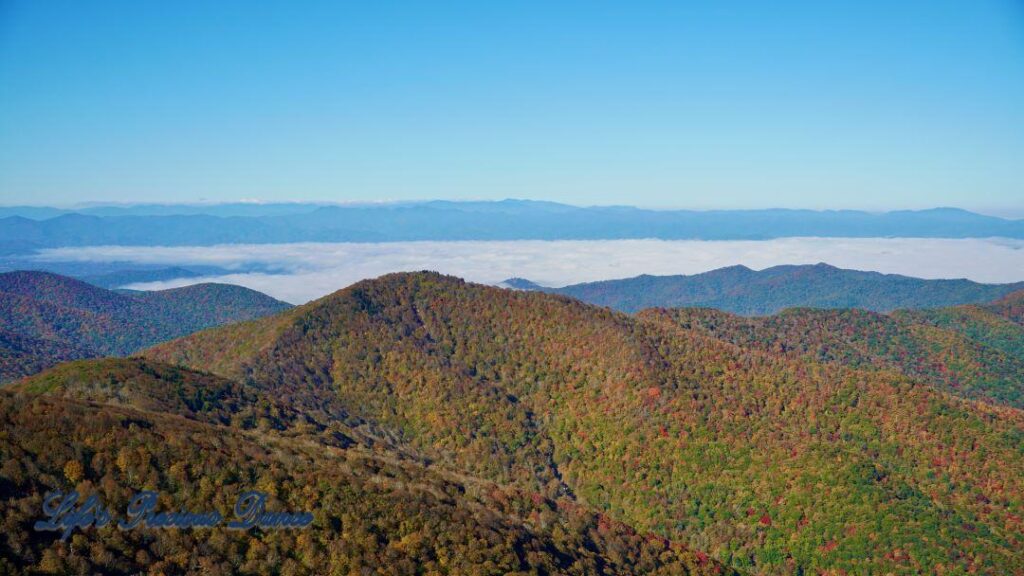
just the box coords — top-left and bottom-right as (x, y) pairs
(0, 201), (1021, 253)
(0, 259), (264, 283)
(509, 263), (1024, 314)
(0, 206), (69, 220)
(77, 266), (207, 288)
(498, 277), (547, 290)
(0, 202), (330, 219)
(72, 202), (330, 217)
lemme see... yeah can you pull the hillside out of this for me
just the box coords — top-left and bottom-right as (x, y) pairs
(0, 329), (91, 383)
(0, 271), (292, 382)
(988, 290), (1024, 325)
(145, 271), (1024, 574)
(642, 305), (1024, 409)
(893, 293), (1024, 369)
(511, 263), (1024, 314)
(0, 358), (731, 576)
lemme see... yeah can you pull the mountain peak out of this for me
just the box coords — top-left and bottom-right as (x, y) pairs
(135, 267), (1024, 574)
(712, 264), (755, 274)
(499, 277), (546, 290)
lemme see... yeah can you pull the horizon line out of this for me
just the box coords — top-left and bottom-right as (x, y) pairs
(1, 198), (1023, 219)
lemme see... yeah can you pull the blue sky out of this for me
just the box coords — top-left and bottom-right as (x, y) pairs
(1, 1), (1022, 213)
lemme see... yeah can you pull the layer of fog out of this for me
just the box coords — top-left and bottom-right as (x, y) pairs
(34, 237), (1024, 304)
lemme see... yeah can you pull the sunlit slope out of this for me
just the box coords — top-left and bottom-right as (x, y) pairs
(145, 272), (1024, 574)
(2, 358), (730, 575)
(644, 306), (1024, 409)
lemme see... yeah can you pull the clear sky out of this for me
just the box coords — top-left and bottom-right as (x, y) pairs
(1, 1), (1022, 213)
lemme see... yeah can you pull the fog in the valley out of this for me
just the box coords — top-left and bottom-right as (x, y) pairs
(34, 237), (1024, 304)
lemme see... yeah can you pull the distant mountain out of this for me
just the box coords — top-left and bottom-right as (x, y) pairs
(0, 271), (291, 381)
(0, 201), (332, 219)
(139, 271), (1024, 574)
(0, 260), (256, 287)
(77, 266), (206, 288)
(510, 263), (1024, 314)
(1, 201), (1022, 253)
(497, 277), (546, 290)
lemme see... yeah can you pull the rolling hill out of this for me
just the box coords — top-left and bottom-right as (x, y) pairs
(136, 271), (1024, 574)
(0, 358), (732, 576)
(0, 271), (292, 382)
(641, 298), (1024, 409)
(510, 263), (1024, 314)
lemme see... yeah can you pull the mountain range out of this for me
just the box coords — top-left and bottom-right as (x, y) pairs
(1, 201), (1023, 254)
(0, 271), (291, 382)
(2, 272), (1020, 574)
(2, 271), (1023, 573)
(507, 263), (1024, 314)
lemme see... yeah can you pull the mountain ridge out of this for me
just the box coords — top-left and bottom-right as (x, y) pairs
(0, 270), (292, 382)
(142, 270), (1024, 574)
(508, 263), (1024, 314)
(2, 201), (1023, 253)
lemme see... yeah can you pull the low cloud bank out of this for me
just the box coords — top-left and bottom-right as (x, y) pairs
(34, 237), (1024, 304)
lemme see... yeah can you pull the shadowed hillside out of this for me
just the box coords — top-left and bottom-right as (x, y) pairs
(0, 271), (292, 382)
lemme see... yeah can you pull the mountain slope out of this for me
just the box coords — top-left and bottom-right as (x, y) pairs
(147, 271), (1024, 574)
(513, 263), (1024, 314)
(0, 358), (730, 575)
(642, 306), (1024, 409)
(893, 295), (1024, 368)
(0, 271), (292, 382)
(0, 329), (92, 382)
(987, 290), (1024, 325)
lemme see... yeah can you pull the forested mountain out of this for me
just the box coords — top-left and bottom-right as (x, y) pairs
(513, 263), (1024, 314)
(1, 201), (1022, 254)
(988, 290), (1024, 324)
(0, 358), (731, 576)
(135, 272), (1024, 574)
(0, 271), (291, 382)
(895, 290), (1024, 357)
(642, 295), (1024, 409)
